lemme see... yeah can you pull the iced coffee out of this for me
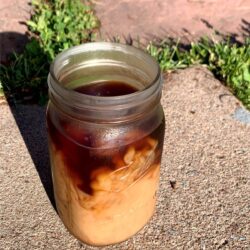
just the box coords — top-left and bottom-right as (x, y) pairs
(47, 81), (165, 246)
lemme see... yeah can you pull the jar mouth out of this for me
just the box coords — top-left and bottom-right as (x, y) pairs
(48, 42), (162, 121)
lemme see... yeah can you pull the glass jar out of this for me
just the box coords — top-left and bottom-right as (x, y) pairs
(47, 42), (165, 246)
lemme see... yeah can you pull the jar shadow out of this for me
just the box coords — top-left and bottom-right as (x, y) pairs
(9, 104), (56, 210)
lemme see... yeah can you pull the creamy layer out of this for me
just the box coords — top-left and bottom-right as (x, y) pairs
(50, 140), (160, 246)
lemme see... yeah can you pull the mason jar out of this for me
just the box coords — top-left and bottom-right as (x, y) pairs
(47, 42), (165, 246)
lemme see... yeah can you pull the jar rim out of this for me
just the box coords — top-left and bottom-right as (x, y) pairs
(49, 42), (161, 105)
(48, 42), (162, 122)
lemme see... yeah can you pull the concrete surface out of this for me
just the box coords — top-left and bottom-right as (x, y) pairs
(1, 67), (250, 249)
(0, 0), (250, 249)
(95, 0), (250, 43)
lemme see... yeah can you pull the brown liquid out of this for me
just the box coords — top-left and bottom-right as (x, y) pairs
(47, 81), (165, 245)
(48, 81), (164, 195)
(48, 117), (164, 195)
(74, 81), (138, 96)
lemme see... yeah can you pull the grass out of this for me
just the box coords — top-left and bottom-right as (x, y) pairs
(0, 0), (249, 109)
(0, 0), (99, 104)
(147, 37), (250, 109)
(27, 0), (99, 60)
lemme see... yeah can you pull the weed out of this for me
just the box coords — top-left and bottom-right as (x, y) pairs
(27, 0), (99, 60)
(0, 39), (49, 104)
(0, 0), (99, 103)
(147, 37), (250, 109)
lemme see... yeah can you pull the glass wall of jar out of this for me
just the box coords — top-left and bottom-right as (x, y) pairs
(47, 42), (165, 246)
